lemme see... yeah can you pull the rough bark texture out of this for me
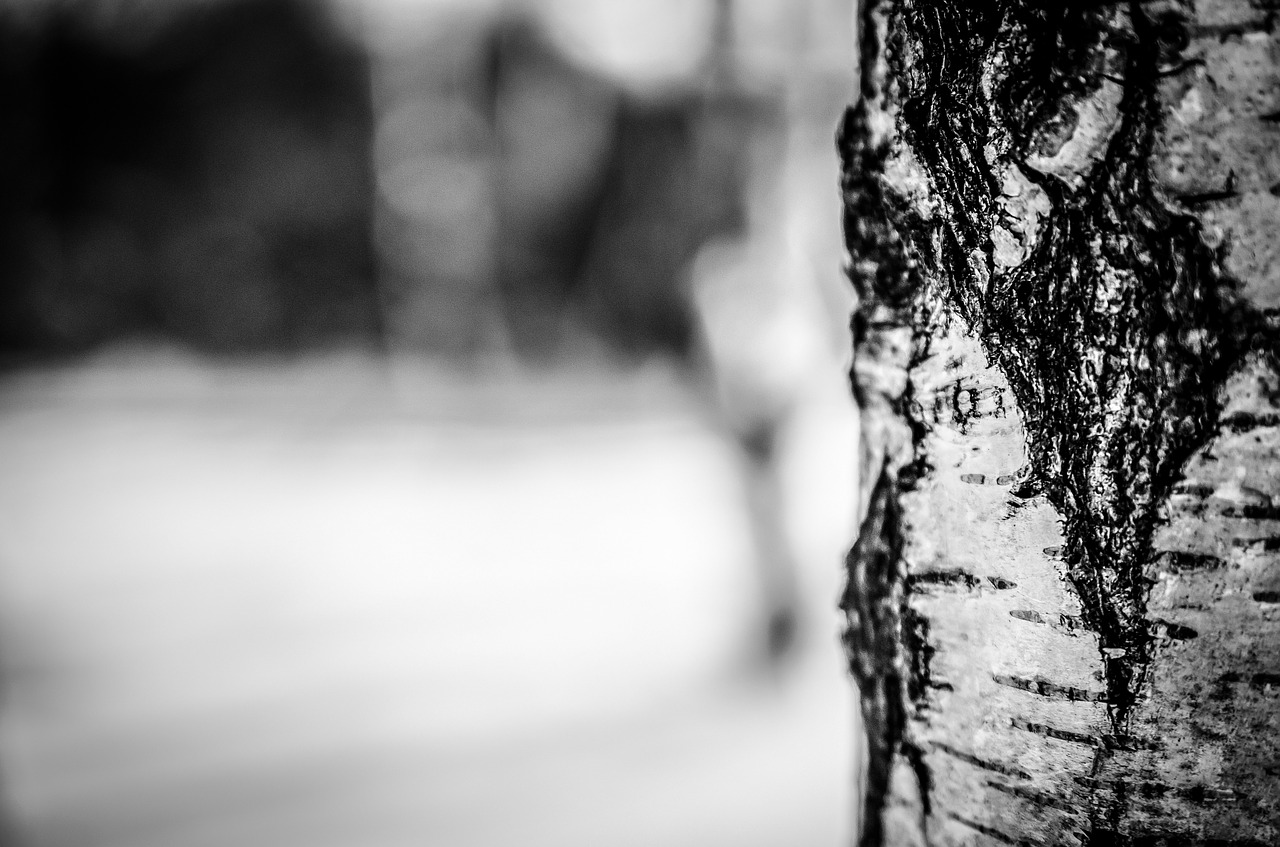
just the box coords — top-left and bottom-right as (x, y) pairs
(839, 1), (1280, 844)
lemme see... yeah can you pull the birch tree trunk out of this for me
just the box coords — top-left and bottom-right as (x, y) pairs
(839, 1), (1280, 844)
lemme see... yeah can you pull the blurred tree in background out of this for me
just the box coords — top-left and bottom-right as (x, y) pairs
(0, 0), (381, 357)
(0, 0), (850, 372)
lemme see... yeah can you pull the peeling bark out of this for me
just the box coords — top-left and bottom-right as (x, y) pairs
(840, 1), (1280, 844)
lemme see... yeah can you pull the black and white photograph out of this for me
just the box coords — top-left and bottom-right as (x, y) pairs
(0, 0), (1275, 845)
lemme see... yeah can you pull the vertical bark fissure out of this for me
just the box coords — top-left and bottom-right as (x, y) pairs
(841, 0), (1279, 843)
(841, 468), (910, 847)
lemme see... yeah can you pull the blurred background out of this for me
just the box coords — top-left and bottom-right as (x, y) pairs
(0, 0), (860, 844)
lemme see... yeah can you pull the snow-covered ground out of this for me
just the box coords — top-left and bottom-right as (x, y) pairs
(0, 349), (859, 847)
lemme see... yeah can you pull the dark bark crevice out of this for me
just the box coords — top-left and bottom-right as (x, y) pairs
(840, 466), (909, 847)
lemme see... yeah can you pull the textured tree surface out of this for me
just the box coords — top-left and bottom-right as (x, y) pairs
(839, 0), (1280, 844)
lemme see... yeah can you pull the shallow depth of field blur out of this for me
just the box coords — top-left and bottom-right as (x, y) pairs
(0, 1), (860, 845)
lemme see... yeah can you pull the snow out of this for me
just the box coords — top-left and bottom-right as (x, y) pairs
(0, 349), (859, 847)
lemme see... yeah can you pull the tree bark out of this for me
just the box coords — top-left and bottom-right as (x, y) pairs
(839, 1), (1280, 844)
